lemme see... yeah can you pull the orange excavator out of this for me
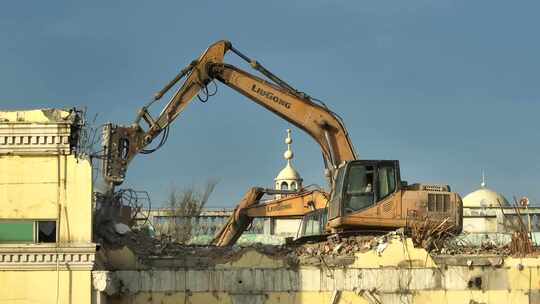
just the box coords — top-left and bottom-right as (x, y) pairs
(102, 40), (462, 246)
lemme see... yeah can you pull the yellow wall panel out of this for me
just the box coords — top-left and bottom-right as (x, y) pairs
(0, 155), (92, 242)
(0, 270), (91, 304)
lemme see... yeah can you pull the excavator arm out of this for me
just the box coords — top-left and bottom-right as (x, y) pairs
(102, 40), (357, 186)
(101, 40), (358, 246)
(212, 188), (328, 247)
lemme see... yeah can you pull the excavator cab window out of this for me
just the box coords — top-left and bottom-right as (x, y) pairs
(343, 164), (375, 213)
(328, 166), (346, 220)
(299, 208), (328, 238)
(341, 161), (400, 215)
(378, 164), (396, 200)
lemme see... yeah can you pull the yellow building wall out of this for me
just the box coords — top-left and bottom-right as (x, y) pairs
(0, 270), (91, 304)
(105, 242), (540, 304)
(0, 152), (94, 304)
(110, 292), (370, 304)
(0, 155), (92, 242)
(111, 290), (532, 304)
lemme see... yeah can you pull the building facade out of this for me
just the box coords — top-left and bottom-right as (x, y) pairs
(0, 109), (96, 304)
(460, 174), (540, 246)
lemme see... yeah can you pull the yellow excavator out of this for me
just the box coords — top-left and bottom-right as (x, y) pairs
(102, 40), (463, 246)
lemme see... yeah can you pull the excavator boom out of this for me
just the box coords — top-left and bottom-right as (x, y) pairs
(210, 63), (357, 168)
(102, 40), (356, 187)
(212, 188), (328, 247)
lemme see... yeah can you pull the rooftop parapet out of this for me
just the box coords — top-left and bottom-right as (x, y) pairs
(0, 108), (81, 155)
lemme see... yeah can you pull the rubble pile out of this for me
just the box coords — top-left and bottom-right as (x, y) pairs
(433, 238), (512, 255)
(102, 224), (235, 257)
(431, 233), (538, 256)
(97, 217), (538, 265)
(97, 221), (296, 264)
(294, 235), (376, 258)
(288, 232), (412, 266)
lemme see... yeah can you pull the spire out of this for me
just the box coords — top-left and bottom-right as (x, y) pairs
(274, 129), (302, 197)
(283, 129), (293, 165)
(481, 170), (486, 188)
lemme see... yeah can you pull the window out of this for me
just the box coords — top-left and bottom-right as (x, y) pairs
(0, 220), (57, 243)
(37, 221), (56, 243)
(378, 165), (396, 200)
(328, 167), (346, 220)
(0, 221), (34, 242)
(290, 182), (297, 190)
(343, 164), (375, 212)
(280, 182), (289, 190)
(301, 210), (326, 237)
(304, 213), (320, 236)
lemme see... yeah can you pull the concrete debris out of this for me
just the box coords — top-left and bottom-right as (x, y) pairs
(436, 238), (512, 255)
(97, 222), (296, 268)
(375, 239), (388, 256)
(92, 271), (119, 295)
(114, 223), (131, 235)
(99, 222), (540, 266)
(294, 235), (374, 259)
(332, 242), (344, 254)
(292, 232), (407, 266)
(431, 232), (540, 256)
(0, 108), (76, 123)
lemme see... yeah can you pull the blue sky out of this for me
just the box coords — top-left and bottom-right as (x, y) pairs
(2, 1), (539, 207)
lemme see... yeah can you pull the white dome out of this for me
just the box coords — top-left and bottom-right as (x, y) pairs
(275, 162), (302, 181)
(462, 187), (510, 207)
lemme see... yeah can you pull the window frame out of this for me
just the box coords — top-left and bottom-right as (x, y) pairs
(342, 163), (376, 213)
(0, 219), (57, 244)
(376, 163), (398, 201)
(340, 160), (401, 215)
(299, 208), (328, 238)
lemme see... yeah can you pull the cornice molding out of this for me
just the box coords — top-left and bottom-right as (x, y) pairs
(0, 123), (73, 155)
(0, 244), (96, 271)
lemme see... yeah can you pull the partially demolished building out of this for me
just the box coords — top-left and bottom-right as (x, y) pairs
(0, 109), (96, 303)
(1, 108), (540, 304)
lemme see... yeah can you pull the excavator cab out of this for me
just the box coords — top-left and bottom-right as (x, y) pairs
(297, 160), (402, 239)
(328, 160), (400, 218)
(324, 159), (462, 234)
(326, 160), (403, 232)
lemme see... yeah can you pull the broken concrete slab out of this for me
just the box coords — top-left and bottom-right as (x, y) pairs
(0, 108), (74, 123)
